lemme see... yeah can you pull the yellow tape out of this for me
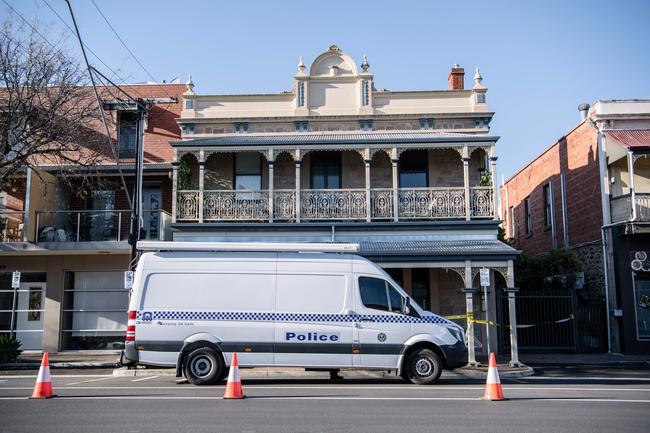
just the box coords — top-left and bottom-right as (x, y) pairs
(445, 312), (575, 328)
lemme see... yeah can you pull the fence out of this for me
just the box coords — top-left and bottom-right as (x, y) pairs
(497, 288), (607, 353)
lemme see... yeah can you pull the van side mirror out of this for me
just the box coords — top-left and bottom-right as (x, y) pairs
(401, 297), (411, 315)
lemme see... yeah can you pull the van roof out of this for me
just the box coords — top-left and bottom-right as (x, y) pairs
(137, 241), (360, 253)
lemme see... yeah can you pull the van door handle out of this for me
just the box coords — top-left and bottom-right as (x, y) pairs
(360, 315), (374, 322)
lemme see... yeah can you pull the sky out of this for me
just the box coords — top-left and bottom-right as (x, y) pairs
(2, 0), (650, 180)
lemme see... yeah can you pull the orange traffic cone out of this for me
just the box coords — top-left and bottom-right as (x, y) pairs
(223, 352), (245, 399)
(483, 352), (504, 401)
(30, 352), (55, 399)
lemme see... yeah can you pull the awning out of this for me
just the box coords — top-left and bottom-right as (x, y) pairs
(605, 129), (650, 149)
(357, 240), (519, 260)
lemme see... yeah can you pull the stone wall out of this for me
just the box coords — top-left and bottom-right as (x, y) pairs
(573, 242), (605, 293)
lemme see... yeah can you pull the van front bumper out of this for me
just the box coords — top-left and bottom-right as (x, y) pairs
(440, 340), (467, 369)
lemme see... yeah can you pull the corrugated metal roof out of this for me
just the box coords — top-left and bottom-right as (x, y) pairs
(605, 129), (650, 149)
(173, 131), (498, 147)
(358, 240), (518, 256)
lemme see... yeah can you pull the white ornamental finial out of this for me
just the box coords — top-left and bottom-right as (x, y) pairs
(186, 74), (194, 91)
(297, 56), (306, 74)
(361, 54), (369, 72)
(473, 67), (483, 88)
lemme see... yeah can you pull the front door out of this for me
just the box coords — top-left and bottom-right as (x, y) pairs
(352, 275), (412, 368)
(15, 282), (45, 350)
(142, 188), (162, 240)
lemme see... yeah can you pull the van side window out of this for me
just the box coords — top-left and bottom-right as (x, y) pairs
(359, 277), (403, 313)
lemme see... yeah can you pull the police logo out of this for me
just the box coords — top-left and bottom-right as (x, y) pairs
(142, 312), (153, 322)
(377, 332), (387, 342)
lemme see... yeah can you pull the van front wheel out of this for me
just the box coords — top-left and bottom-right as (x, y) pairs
(184, 348), (224, 385)
(405, 348), (442, 385)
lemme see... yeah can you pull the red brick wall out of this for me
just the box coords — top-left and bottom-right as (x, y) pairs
(500, 121), (603, 255)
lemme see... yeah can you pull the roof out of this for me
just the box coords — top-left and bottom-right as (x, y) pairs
(173, 131), (499, 147)
(604, 129), (650, 149)
(358, 240), (518, 257)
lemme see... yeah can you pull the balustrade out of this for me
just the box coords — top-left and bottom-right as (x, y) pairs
(470, 187), (494, 218)
(398, 187), (465, 219)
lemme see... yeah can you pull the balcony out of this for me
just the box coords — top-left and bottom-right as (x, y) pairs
(35, 209), (172, 242)
(176, 187), (494, 222)
(610, 193), (650, 223)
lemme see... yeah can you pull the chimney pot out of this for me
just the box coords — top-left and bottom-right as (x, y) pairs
(578, 103), (590, 121)
(448, 65), (465, 90)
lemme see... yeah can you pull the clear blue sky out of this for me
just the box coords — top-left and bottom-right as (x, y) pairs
(3, 0), (650, 180)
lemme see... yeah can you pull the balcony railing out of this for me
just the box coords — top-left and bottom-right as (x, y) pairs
(35, 209), (171, 242)
(610, 193), (650, 222)
(176, 187), (494, 222)
(1, 211), (24, 242)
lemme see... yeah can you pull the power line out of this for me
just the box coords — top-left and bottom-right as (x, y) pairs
(90, 0), (176, 101)
(39, 0), (131, 87)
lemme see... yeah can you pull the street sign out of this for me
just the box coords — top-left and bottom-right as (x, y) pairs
(480, 268), (490, 287)
(11, 271), (21, 289)
(124, 271), (134, 289)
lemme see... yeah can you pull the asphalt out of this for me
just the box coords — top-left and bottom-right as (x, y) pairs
(1, 367), (648, 433)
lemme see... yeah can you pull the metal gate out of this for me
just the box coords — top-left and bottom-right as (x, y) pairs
(497, 289), (607, 353)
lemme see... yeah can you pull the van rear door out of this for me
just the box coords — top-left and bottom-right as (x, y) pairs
(352, 275), (413, 369)
(273, 271), (354, 368)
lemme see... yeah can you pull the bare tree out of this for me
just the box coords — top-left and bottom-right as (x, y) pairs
(0, 19), (112, 186)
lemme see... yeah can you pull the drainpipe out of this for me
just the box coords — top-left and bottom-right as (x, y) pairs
(627, 151), (637, 222)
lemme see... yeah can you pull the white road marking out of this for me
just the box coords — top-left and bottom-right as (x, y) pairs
(0, 396), (648, 403)
(132, 375), (159, 382)
(66, 377), (113, 386)
(524, 376), (650, 381)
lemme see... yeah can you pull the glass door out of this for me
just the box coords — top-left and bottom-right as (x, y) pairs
(142, 188), (162, 240)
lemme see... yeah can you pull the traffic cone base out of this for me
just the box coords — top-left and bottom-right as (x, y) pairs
(483, 352), (505, 401)
(223, 352), (245, 399)
(30, 352), (56, 399)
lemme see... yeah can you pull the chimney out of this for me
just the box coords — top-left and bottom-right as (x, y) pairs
(578, 103), (590, 121)
(448, 64), (465, 90)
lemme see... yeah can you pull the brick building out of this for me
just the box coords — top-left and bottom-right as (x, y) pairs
(501, 100), (650, 354)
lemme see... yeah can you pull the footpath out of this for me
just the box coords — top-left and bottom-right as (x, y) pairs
(3, 351), (647, 380)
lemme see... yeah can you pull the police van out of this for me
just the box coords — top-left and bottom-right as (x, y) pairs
(124, 242), (467, 385)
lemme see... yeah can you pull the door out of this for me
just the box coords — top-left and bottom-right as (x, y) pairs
(15, 282), (45, 350)
(352, 275), (412, 368)
(89, 190), (115, 241)
(142, 188), (162, 240)
(273, 270), (354, 367)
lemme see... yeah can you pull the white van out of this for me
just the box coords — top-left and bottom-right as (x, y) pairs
(124, 242), (467, 385)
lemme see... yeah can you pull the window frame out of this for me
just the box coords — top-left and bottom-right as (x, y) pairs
(358, 276), (406, 314)
(524, 196), (532, 235)
(310, 151), (342, 189)
(543, 183), (552, 228)
(117, 111), (138, 159)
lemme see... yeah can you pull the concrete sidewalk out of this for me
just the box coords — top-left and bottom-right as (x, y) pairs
(517, 353), (650, 367)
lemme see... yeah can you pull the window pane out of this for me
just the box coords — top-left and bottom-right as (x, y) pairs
(235, 175), (261, 190)
(235, 153), (261, 175)
(399, 172), (427, 188)
(388, 285), (403, 313)
(359, 277), (389, 312)
(399, 150), (428, 187)
(311, 152), (341, 189)
(118, 113), (137, 159)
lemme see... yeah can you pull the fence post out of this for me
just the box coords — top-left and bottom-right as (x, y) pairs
(505, 287), (521, 367)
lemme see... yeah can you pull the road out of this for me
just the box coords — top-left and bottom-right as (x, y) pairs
(1, 367), (648, 433)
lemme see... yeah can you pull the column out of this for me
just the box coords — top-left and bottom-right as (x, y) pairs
(364, 150), (371, 222)
(391, 147), (399, 222)
(490, 149), (498, 220)
(463, 146), (471, 220)
(506, 259), (521, 367)
(268, 155), (274, 223)
(295, 149), (301, 223)
(628, 151), (637, 220)
(198, 150), (205, 223)
(463, 261), (477, 366)
(171, 163), (178, 224)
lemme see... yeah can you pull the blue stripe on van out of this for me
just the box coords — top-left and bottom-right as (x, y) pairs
(136, 311), (452, 325)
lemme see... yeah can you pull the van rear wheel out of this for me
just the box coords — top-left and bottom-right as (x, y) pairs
(404, 348), (442, 385)
(184, 348), (224, 385)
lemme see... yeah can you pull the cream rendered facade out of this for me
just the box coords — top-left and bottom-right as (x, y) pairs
(170, 45), (521, 366)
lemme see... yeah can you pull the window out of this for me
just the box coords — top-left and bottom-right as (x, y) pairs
(411, 268), (430, 311)
(543, 183), (553, 227)
(359, 277), (403, 313)
(118, 112), (138, 159)
(525, 197), (532, 235)
(235, 153), (262, 191)
(0, 272), (46, 350)
(399, 150), (428, 188)
(310, 151), (341, 189)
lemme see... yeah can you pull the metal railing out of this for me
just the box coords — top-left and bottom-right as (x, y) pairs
(610, 193), (650, 222)
(35, 209), (171, 242)
(175, 187), (496, 222)
(1, 211), (25, 242)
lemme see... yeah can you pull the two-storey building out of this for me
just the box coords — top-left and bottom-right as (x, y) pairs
(501, 99), (650, 354)
(170, 45), (521, 365)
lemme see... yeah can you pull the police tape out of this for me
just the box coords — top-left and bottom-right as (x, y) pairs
(444, 313), (575, 328)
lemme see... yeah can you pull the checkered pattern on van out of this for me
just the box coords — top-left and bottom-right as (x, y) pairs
(137, 311), (451, 325)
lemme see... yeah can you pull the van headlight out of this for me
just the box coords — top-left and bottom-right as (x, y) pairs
(448, 325), (465, 344)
